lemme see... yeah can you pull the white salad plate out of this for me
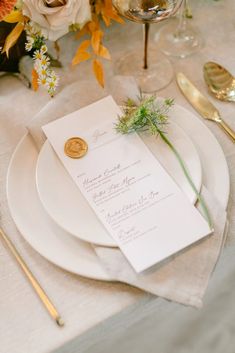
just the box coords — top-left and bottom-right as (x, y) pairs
(36, 120), (202, 247)
(7, 102), (230, 281)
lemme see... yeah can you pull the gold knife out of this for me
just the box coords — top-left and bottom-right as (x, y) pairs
(176, 72), (235, 143)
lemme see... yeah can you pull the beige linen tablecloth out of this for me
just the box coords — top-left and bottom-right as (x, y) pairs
(1, 1), (235, 352)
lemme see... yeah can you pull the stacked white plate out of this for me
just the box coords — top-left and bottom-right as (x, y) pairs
(7, 101), (230, 281)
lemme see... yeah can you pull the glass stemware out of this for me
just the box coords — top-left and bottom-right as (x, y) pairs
(112, 0), (183, 92)
(156, 0), (202, 58)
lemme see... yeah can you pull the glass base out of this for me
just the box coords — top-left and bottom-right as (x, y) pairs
(156, 21), (202, 58)
(114, 48), (174, 93)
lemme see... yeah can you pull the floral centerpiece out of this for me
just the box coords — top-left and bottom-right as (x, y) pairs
(0, 0), (123, 96)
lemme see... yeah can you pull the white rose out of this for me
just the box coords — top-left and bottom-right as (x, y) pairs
(22, 0), (91, 41)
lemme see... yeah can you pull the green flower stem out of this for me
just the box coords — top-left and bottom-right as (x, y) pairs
(116, 95), (212, 229)
(158, 130), (213, 230)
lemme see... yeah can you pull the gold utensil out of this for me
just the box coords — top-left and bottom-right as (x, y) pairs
(203, 62), (235, 102)
(177, 72), (235, 142)
(0, 228), (64, 327)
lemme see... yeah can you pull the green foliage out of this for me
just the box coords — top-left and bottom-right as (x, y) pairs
(32, 35), (45, 50)
(115, 95), (174, 136)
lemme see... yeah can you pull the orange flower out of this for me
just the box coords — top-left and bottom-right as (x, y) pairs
(0, 0), (17, 21)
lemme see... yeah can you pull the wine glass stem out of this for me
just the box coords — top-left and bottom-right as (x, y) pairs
(176, 0), (187, 37)
(143, 23), (150, 70)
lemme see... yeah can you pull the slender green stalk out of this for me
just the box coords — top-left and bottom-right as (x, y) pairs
(116, 95), (213, 229)
(158, 130), (213, 229)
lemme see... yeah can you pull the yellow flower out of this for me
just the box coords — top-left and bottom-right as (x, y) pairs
(39, 77), (47, 85)
(40, 44), (47, 54)
(33, 50), (42, 60)
(41, 56), (50, 67)
(40, 69), (47, 76)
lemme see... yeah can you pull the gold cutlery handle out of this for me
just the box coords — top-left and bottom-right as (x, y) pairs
(217, 119), (235, 143)
(0, 228), (64, 327)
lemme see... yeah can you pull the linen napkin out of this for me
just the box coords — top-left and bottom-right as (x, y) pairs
(94, 187), (227, 308)
(27, 76), (228, 308)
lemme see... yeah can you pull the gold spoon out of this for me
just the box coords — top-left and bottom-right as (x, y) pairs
(203, 61), (235, 102)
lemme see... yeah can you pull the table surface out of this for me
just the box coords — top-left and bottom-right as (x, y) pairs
(0, 1), (235, 353)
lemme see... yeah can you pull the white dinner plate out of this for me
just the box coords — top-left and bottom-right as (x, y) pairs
(36, 120), (202, 247)
(7, 102), (230, 281)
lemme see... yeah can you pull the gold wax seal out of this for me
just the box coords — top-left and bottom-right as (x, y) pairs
(64, 137), (88, 159)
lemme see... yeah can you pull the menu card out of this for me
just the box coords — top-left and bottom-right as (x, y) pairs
(43, 96), (211, 273)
